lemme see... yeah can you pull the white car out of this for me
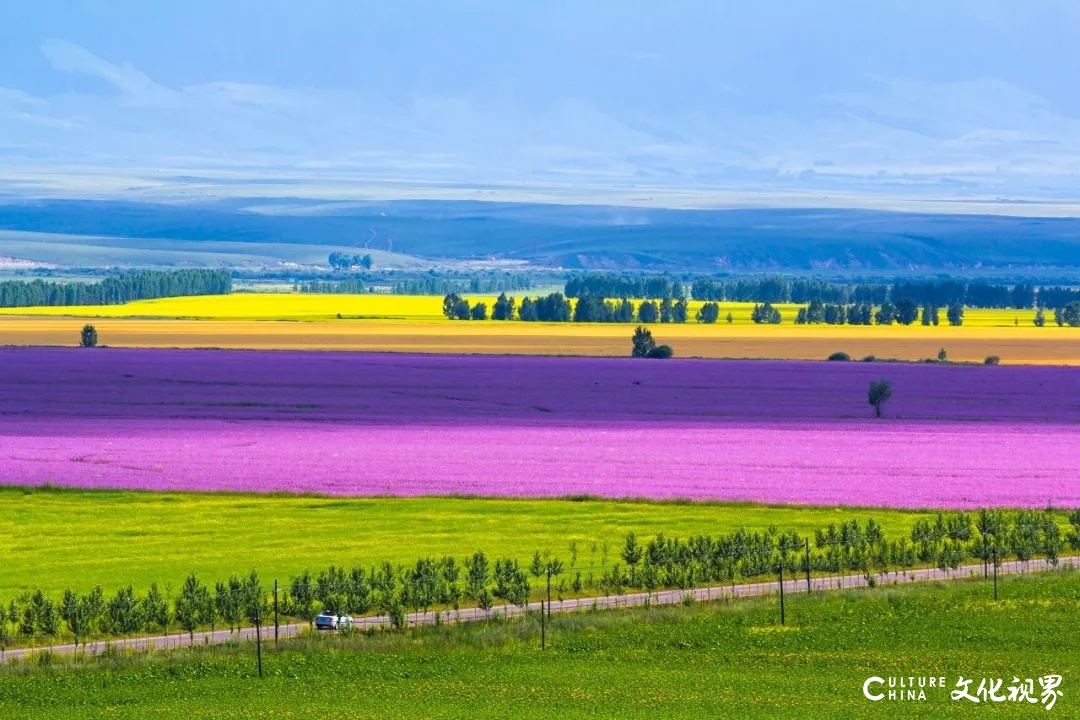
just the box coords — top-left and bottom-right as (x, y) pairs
(314, 613), (355, 631)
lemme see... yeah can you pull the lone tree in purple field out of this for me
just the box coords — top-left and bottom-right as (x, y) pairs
(80, 324), (98, 348)
(868, 379), (893, 418)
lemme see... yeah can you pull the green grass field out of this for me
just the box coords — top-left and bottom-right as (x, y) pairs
(0, 486), (941, 597)
(0, 570), (1074, 719)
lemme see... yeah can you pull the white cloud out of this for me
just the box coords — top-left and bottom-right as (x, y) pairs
(41, 39), (177, 107)
(5, 39), (1080, 198)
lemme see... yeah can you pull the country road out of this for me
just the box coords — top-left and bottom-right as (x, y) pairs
(3, 555), (1074, 663)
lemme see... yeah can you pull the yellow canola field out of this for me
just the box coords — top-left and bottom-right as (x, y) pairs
(0, 292), (1046, 326)
(1, 293), (1076, 363)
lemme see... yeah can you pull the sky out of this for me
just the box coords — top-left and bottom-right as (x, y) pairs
(2, 0), (1080, 206)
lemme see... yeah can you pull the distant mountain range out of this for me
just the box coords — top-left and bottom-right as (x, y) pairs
(2, 198), (1080, 275)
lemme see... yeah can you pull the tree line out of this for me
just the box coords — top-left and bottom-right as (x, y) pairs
(0, 270), (232, 308)
(294, 279), (367, 294)
(328, 253), (373, 270)
(565, 275), (687, 300)
(2, 509), (1076, 650)
(693, 277), (1078, 308)
(394, 275), (533, 296)
(444, 291), (1080, 327)
(1035, 302), (1080, 327)
(443, 292), (695, 323)
(563, 273), (1080, 309)
(793, 298), (966, 326)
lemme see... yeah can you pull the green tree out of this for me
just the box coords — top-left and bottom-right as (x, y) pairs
(751, 302), (781, 324)
(347, 566), (373, 615)
(637, 301), (659, 324)
(1033, 307), (1046, 327)
(60, 587), (101, 650)
(695, 302), (720, 324)
(671, 298), (689, 323)
(895, 298), (919, 325)
(143, 582), (171, 633)
(530, 551), (544, 580)
(1063, 301), (1080, 327)
(438, 557), (461, 610)
(493, 558), (531, 611)
(215, 576), (245, 634)
(441, 293), (471, 320)
(947, 304), (964, 326)
(80, 324), (98, 348)
(868, 379), (893, 419)
(0, 604), (10, 654)
(631, 326), (657, 358)
(621, 532), (644, 585)
(491, 293), (516, 321)
(874, 303), (895, 325)
(476, 587), (494, 613)
(175, 574), (211, 641)
(388, 599), (407, 630)
(442, 293), (460, 319)
(517, 297), (537, 321)
(464, 551), (490, 603)
(105, 586), (145, 635)
(288, 570), (317, 626)
(240, 571), (266, 627)
(34, 592), (61, 646)
(659, 297), (674, 323)
(469, 302), (488, 320)
(402, 558), (439, 616)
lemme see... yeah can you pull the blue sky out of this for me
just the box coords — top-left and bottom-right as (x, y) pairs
(2, 1), (1080, 204)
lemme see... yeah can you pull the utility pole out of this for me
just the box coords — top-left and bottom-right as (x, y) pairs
(992, 546), (998, 601)
(778, 562), (786, 626)
(273, 580), (279, 648)
(804, 537), (812, 592)
(255, 608), (263, 679)
(542, 567), (550, 650)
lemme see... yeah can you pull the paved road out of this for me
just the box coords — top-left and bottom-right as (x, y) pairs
(4, 555), (1074, 662)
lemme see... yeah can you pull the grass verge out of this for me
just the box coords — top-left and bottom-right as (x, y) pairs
(0, 570), (1075, 718)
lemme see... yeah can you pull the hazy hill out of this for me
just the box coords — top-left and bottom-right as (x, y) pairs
(2, 199), (1080, 273)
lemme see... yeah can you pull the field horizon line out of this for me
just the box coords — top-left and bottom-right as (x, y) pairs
(3, 483), (1074, 514)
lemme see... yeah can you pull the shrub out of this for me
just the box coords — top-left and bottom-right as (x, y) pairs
(388, 601), (406, 631)
(827, 352), (851, 362)
(984, 355), (1000, 365)
(937, 347), (947, 362)
(862, 355), (876, 363)
(80, 324), (98, 348)
(646, 345), (674, 359)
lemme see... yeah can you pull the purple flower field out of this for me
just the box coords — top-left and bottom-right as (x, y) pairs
(1, 348), (1077, 508)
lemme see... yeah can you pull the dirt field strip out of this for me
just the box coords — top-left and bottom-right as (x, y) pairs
(3, 555), (1072, 663)
(2, 316), (1077, 363)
